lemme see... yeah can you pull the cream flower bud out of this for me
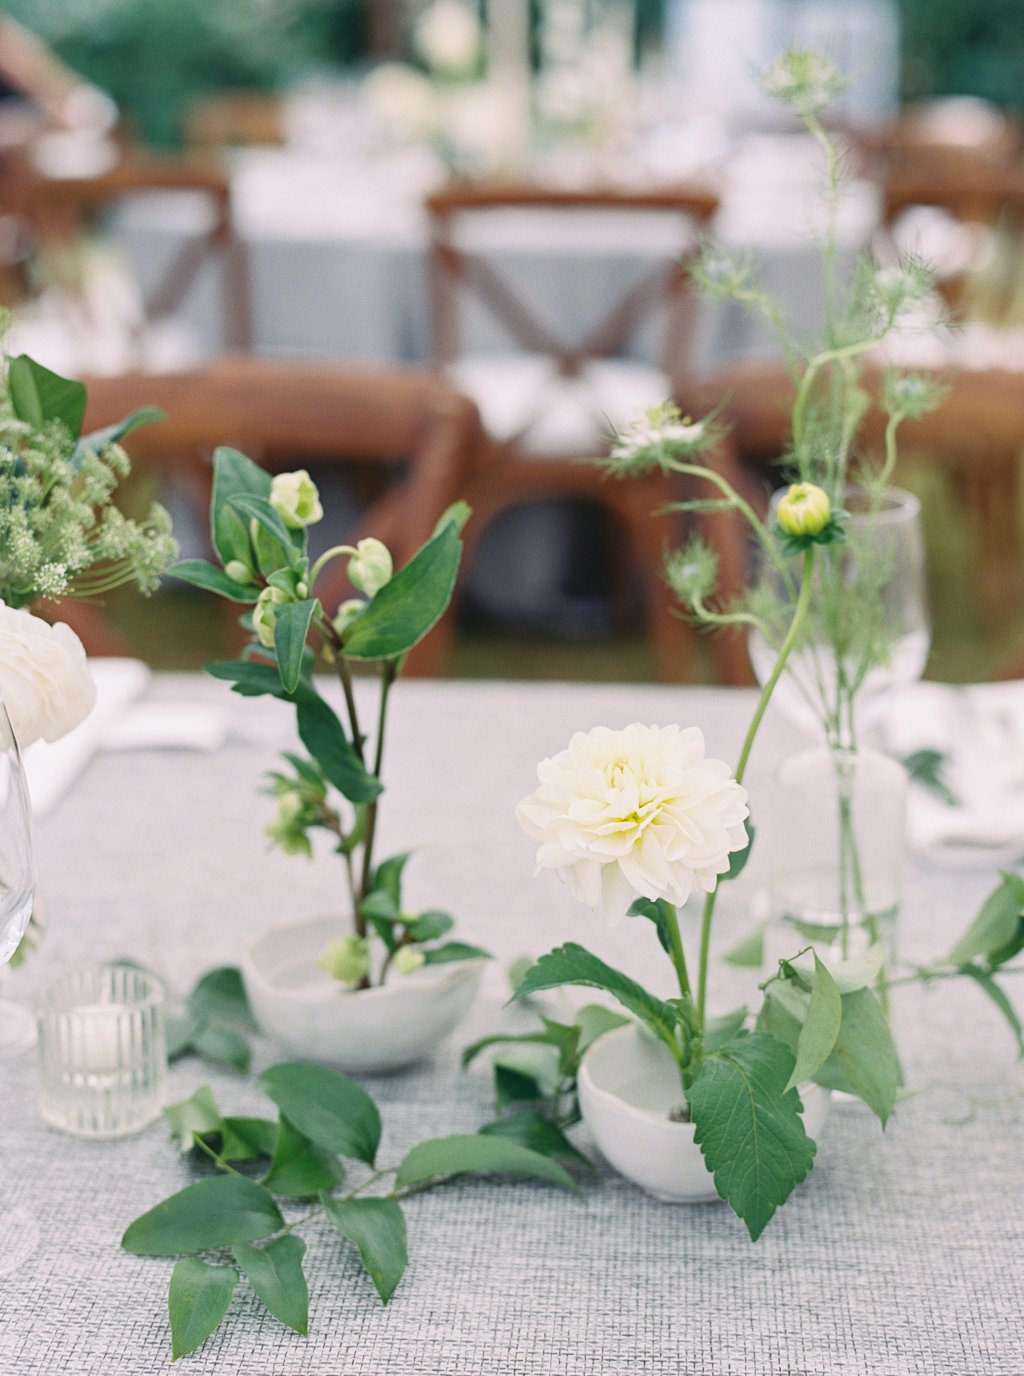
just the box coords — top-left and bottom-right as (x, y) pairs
(333, 598), (367, 637)
(348, 539), (393, 597)
(393, 946), (426, 977)
(252, 585), (290, 649)
(317, 935), (371, 988)
(777, 483), (832, 538)
(224, 559), (254, 585)
(270, 470), (323, 529)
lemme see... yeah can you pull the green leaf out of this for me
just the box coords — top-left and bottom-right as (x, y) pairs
(166, 1013), (197, 1060)
(960, 967), (1024, 1057)
(257, 1063), (381, 1165)
(230, 492), (297, 574)
(232, 1235), (309, 1336)
(479, 1112), (592, 1169)
(421, 941), (491, 965)
(703, 1007), (749, 1053)
(627, 897), (674, 956)
(190, 1022), (252, 1073)
(73, 405), (165, 462)
(395, 1134), (577, 1194)
(786, 954), (842, 1092)
(686, 1032), (816, 1241)
(321, 1196), (408, 1305)
(433, 499), (471, 535)
(170, 559), (259, 602)
(217, 1117), (279, 1164)
(461, 1029), (567, 1070)
(206, 659), (288, 697)
(511, 943), (681, 1053)
(8, 354), (86, 436)
(493, 1043), (561, 1098)
(261, 1116), (346, 1200)
(948, 872), (1024, 967)
(187, 966), (256, 1029)
(901, 748), (958, 807)
(294, 691), (382, 804)
(494, 1063), (547, 1108)
(724, 821), (756, 880)
(572, 1004), (630, 1054)
(168, 1258), (237, 1360)
(121, 1175), (284, 1256)
(373, 852), (411, 907)
(210, 446), (270, 566)
(274, 599), (317, 695)
(814, 987), (903, 1124)
(722, 925), (765, 968)
(342, 521), (461, 660)
(403, 910), (453, 942)
(165, 1086), (223, 1152)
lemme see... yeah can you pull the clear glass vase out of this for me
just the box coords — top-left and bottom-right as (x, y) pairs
(767, 745), (908, 975)
(0, 695), (36, 1056)
(748, 484), (930, 746)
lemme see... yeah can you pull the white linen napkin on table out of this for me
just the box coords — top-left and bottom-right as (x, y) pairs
(881, 681), (1024, 867)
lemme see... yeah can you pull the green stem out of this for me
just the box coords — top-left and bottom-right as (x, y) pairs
(663, 904), (693, 1003)
(309, 543), (357, 587)
(792, 336), (887, 455)
(357, 658), (398, 910)
(696, 547), (816, 1030)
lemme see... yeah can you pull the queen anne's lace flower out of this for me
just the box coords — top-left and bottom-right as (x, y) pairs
(516, 723), (749, 922)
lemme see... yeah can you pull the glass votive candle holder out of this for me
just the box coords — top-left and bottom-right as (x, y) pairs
(35, 964), (167, 1138)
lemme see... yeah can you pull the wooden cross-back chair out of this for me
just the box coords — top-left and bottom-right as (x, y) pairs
(25, 147), (252, 353)
(69, 357), (485, 674)
(424, 180), (736, 683)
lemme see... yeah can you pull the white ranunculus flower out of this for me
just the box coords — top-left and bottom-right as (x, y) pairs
(516, 724), (749, 922)
(0, 603), (96, 748)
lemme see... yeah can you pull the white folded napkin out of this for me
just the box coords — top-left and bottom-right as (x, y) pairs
(881, 682), (1024, 867)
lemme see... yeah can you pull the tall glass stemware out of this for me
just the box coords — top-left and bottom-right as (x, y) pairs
(747, 484), (930, 749)
(0, 695), (37, 1051)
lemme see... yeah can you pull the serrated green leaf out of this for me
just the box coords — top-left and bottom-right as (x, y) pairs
(171, 559), (259, 602)
(261, 1116), (346, 1200)
(960, 967), (1024, 1057)
(321, 1196), (408, 1304)
(479, 1111), (592, 1169)
(233, 1235), (309, 1336)
(722, 925), (765, 968)
(342, 521), (461, 660)
(168, 1257), (237, 1360)
(703, 1007), (748, 1052)
(948, 872), (1024, 967)
(511, 943), (680, 1053)
(121, 1175), (284, 1256)
(165, 1086), (223, 1152)
(188, 966), (256, 1029)
(686, 1032), (816, 1240)
(274, 599), (317, 694)
(257, 1063), (381, 1165)
(421, 941), (490, 964)
(294, 691), (382, 803)
(786, 954), (842, 1091)
(395, 1134), (578, 1194)
(814, 986), (902, 1124)
(8, 354), (86, 436)
(627, 897), (674, 955)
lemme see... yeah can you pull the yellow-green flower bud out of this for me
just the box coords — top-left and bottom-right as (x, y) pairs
(253, 585), (290, 649)
(270, 470), (323, 529)
(393, 946), (426, 977)
(333, 598), (367, 637)
(777, 483), (832, 538)
(225, 559), (254, 585)
(317, 934), (371, 988)
(348, 538), (393, 597)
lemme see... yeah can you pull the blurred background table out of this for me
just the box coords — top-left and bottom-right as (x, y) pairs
(0, 674), (1021, 1375)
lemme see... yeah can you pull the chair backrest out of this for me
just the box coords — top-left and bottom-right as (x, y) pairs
(82, 356), (484, 565)
(183, 91), (286, 151)
(25, 147), (252, 351)
(425, 182), (719, 396)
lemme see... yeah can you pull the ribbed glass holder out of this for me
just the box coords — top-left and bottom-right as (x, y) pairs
(35, 965), (167, 1139)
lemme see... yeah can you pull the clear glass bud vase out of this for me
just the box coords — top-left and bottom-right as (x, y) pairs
(767, 745), (908, 977)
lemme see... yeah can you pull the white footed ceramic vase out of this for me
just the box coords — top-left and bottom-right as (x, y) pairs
(578, 1024), (831, 1203)
(241, 916), (485, 1074)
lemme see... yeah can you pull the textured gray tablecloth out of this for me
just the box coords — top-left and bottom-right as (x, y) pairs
(1, 678), (1021, 1376)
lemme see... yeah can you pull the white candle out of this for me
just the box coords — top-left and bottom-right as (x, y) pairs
(67, 1002), (129, 1073)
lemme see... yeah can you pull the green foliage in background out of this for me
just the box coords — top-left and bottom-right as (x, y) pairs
(6, 0), (1023, 149)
